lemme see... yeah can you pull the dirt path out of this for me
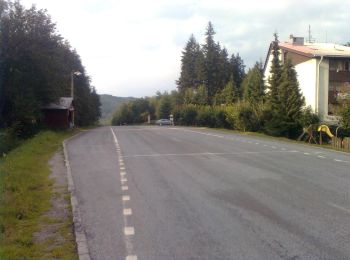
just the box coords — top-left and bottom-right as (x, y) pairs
(33, 150), (77, 259)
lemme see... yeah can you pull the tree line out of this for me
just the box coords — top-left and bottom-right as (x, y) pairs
(112, 23), (322, 138)
(0, 0), (101, 138)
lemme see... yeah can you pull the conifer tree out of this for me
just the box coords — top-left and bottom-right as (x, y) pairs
(177, 34), (203, 92)
(243, 62), (265, 104)
(230, 53), (246, 98)
(267, 33), (282, 110)
(279, 59), (305, 121)
(0, 0), (6, 126)
(219, 47), (231, 89)
(202, 22), (222, 102)
(213, 79), (236, 105)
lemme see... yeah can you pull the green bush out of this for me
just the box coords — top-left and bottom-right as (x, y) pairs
(263, 110), (301, 138)
(179, 105), (198, 125)
(298, 106), (320, 127)
(213, 106), (230, 128)
(226, 102), (258, 132)
(340, 101), (350, 129)
(196, 107), (216, 127)
(0, 129), (21, 155)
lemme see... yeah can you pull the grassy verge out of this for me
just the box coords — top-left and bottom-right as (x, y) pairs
(0, 130), (78, 259)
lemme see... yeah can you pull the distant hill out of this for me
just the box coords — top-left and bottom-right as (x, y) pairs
(99, 94), (136, 122)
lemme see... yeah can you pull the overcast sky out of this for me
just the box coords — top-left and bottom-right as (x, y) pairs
(21, 0), (350, 97)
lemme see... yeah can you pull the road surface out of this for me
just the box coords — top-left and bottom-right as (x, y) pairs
(65, 126), (350, 260)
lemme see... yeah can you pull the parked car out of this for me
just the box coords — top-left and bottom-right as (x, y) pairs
(156, 119), (172, 126)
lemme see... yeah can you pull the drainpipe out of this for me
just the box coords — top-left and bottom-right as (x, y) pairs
(316, 55), (324, 116)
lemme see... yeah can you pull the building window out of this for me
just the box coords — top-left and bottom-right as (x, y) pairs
(329, 60), (338, 71)
(328, 81), (350, 115)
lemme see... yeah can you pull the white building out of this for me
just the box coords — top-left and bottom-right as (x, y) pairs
(264, 36), (350, 123)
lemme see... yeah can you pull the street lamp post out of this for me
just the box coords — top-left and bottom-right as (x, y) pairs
(70, 71), (82, 127)
(71, 71), (82, 99)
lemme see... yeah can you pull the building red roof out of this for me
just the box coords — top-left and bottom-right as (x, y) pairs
(278, 42), (350, 58)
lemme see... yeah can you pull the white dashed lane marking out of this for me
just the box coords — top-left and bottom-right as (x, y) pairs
(122, 196), (130, 201)
(110, 127), (137, 260)
(124, 227), (135, 236)
(123, 208), (132, 216)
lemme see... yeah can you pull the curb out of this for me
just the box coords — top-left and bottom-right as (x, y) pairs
(63, 139), (91, 260)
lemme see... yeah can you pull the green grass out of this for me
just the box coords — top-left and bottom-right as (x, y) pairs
(0, 130), (78, 259)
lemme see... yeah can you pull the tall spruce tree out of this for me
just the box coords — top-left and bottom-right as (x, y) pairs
(202, 22), (222, 102)
(219, 47), (231, 90)
(267, 33), (282, 110)
(0, 0), (6, 126)
(243, 62), (265, 105)
(177, 34), (203, 92)
(230, 53), (246, 98)
(279, 59), (305, 121)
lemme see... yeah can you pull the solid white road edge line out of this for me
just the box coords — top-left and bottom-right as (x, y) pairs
(63, 140), (91, 260)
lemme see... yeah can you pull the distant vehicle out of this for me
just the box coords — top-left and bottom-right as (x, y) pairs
(156, 119), (172, 126)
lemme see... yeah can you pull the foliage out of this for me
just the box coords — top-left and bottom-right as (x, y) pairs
(176, 34), (204, 91)
(243, 62), (265, 105)
(230, 53), (246, 98)
(157, 94), (172, 119)
(177, 22), (246, 104)
(264, 34), (305, 138)
(278, 59), (305, 121)
(0, 131), (77, 259)
(111, 98), (152, 125)
(267, 33), (282, 111)
(298, 106), (320, 127)
(226, 102), (259, 132)
(0, 0), (100, 137)
(177, 104), (198, 125)
(339, 100), (350, 129)
(99, 94), (136, 123)
(213, 80), (236, 105)
(196, 106), (216, 127)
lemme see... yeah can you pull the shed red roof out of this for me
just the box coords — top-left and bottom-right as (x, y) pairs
(43, 97), (73, 110)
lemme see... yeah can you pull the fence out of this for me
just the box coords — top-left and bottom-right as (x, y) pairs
(332, 137), (350, 151)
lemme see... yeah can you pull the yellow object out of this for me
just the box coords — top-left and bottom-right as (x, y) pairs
(317, 125), (334, 138)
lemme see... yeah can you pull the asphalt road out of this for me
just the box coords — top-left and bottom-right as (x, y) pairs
(66, 126), (350, 260)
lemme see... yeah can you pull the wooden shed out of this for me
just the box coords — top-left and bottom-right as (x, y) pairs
(42, 97), (74, 128)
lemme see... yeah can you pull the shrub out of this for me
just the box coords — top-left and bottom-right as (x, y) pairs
(213, 106), (230, 128)
(179, 105), (198, 125)
(226, 102), (258, 132)
(340, 101), (350, 129)
(196, 107), (216, 127)
(263, 110), (302, 138)
(298, 106), (320, 127)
